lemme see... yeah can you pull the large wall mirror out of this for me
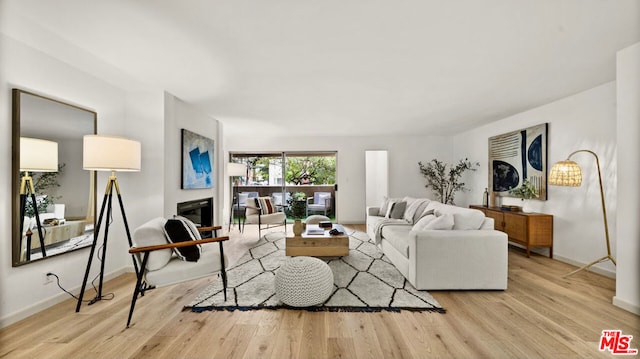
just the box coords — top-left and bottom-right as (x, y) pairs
(12, 89), (97, 266)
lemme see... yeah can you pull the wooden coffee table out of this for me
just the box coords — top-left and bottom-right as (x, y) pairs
(285, 224), (349, 257)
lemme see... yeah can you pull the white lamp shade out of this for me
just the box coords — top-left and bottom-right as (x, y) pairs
(20, 137), (58, 172)
(228, 162), (246, 177)
(83, 135), (141, 172)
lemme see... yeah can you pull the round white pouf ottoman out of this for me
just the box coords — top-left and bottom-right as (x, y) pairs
(305, 215), (330, 225)
(275, 256), (334, 307)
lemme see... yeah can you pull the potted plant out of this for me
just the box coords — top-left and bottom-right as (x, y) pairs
(509, 179), (538, 212)
(418, 158), (479, 204)
(287, 192), (307, 235)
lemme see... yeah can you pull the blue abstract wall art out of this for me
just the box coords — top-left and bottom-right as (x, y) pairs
(489, 123), (547, 200)
(182, 129), (215, 189)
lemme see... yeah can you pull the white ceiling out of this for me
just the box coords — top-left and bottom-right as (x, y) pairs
(2, 0), (639, 137)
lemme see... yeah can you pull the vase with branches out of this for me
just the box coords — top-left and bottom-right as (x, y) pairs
(418, 158), (479, 205)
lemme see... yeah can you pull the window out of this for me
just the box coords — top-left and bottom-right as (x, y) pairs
(230, 152), (337, 220)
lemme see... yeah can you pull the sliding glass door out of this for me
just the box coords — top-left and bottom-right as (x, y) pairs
(230, 151), (337, 222)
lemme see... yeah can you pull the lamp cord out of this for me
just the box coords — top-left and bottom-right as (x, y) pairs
(88, 242), (115, 303)
(86, 210), (116, 304)
(53, 211), (118, 303)
(47, 272), (114, 303)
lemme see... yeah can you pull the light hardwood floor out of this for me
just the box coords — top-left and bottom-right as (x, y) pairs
(1, 224), (638, 359)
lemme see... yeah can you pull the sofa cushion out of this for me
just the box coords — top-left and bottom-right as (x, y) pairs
(245, 203), (259, 216)
(380, 225), (412, 257)
(425, 201), (446, 213)
(145, 242), (227, 287)
(245, 210), (286, 225)
(132, 217), (172, 271)
(424, 213), (454, 230)
(368, 213), (387, 228)
(401, 196), (418, 208)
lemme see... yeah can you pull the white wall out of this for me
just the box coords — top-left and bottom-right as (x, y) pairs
(0, 33), (164, 327)
(163, 93), (223, 226)
(453, 82), (618, 277)
(614, 42), (640, 314)
(225, 135), (451, 223)
(122, 89), (166, 227)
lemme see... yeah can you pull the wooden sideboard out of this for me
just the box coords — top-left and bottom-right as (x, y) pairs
(470, 205), (553, 258)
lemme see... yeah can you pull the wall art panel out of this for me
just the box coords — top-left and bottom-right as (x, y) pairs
(182, 129), (214, 189)
(489, 123), (547, 200)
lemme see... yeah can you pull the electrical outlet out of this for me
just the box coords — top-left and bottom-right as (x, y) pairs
(43, 272), (53, 285)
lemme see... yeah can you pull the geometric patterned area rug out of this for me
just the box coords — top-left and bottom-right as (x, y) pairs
(186, 230), (444, 313)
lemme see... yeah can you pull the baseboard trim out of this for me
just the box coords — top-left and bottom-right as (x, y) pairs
(0, 266), (132, 329)
(613, 296), (640, 315)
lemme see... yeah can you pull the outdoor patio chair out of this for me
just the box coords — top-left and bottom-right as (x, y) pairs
(306, 192), (332, 216)
(239, 191), (259, 206)
(271, 192), (291, 207)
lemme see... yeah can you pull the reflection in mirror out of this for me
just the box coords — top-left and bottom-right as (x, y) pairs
(19, 137), (59, 261)
(12, 89), (97, 266)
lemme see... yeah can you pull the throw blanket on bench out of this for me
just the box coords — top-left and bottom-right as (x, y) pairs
(373, 218), (408, 245)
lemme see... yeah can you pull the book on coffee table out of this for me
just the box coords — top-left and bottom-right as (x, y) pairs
(305, 227), (325, 235)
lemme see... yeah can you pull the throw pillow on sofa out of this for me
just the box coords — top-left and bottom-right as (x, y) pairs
(403, 198), (430, 224)
(379, 196), (401, 216)
(389, 201), (407, 219)
(384, 200), (396, 218)
(412, 213), (437, 231)
(423, 213), (455, 230)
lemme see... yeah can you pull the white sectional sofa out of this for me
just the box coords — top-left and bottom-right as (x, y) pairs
(366, 197), (508, 290)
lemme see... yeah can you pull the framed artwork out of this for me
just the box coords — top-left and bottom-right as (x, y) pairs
(181, 129), (215, 189)
(489, 123), (548, 200)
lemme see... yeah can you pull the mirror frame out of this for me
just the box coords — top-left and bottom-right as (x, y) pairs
(11, 88), (97, 267)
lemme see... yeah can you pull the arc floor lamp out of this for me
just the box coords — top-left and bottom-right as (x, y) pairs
(548, 149), (616, 277)
(76, 134), (141, 312)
